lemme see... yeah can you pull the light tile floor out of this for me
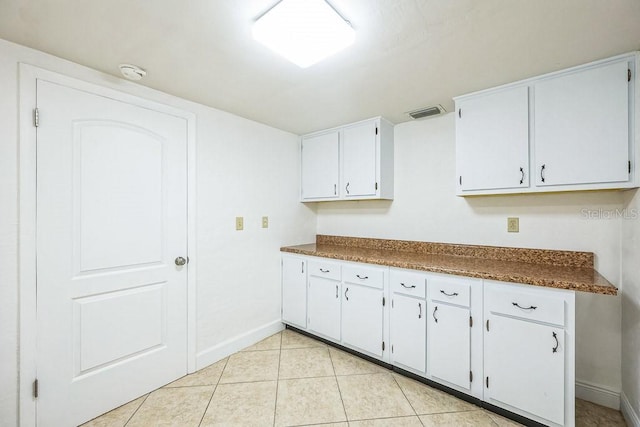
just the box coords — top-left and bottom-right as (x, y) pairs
(83, 329), (627, 427)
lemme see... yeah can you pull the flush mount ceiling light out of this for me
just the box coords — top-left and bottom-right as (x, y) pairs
(252, 0), (355, 68)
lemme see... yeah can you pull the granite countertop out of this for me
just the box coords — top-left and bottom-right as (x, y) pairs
(280, 235), (617, 296)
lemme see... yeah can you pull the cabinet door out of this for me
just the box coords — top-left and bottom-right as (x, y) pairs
(456, 86), (529, 192)
(390, 294), (426, 373)
(342, 120), (378, 197)
(282, 256), (307, 329)
(485, 314), (565, 425)
(307, 276), (341, 341)
(429, 302), (470, 390)
(301, 131), (340, 200)
(534, 60), (629, 187)
(342, 283), (384, 357)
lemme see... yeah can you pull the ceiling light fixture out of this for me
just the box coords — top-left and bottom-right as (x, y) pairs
(252, 0), (355, 68)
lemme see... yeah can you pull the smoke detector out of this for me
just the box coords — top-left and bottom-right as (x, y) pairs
(119, 64), (147, 81)
(407, 105), (446, 120)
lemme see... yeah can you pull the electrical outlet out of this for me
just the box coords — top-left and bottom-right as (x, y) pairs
(235, 216), (244, 231)
(507, 217), (519, 233)
(262, 216), (269, 228)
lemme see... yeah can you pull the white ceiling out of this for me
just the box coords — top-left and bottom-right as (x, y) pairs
(1, 0), (640, 134)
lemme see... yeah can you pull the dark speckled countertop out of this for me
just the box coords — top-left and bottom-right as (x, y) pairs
(280, 235), (617, 295)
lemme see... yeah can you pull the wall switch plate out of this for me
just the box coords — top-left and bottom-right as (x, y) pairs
(235, 216), (244, 231)
(507, 217), (519, 233)
(262, 216), (269, 228)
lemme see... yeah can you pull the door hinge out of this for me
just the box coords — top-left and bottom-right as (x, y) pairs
(33, 108), (39, 127)
(629, 160), (632, 174)
(391, 299), (394, 308)
(486, 376), (489, 388)
(469, 316), (473, 327)
(629, 68), (632, 82)
(458, 108), (462, 118)
(470, 371), (473, 383)
(375, 182), (378, 190)
(382, 341), (385, 351)
(33, 379), (38, 398)
(486, 319), (490, 331)
(382, 297), (386, 306)
(375, 127), (378, 135)
(459, 176), (462, 186)
(391, 344), (394, 353)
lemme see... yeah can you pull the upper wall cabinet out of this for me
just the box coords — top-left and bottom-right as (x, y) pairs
(300, 117), (394, 202)
(455, 52), (639, 196)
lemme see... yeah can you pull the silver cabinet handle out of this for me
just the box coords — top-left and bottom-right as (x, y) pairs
(541, 164), (546, 183)
(432, 305), (438, 323)
(345, 287), (349, 301)
(400, 283), (416, 289)
(175, 257), (187, 266)
(335, 285), (338, 298)
(418, 302), (422, 319)
(356, 274), (368, 280)
(440, 290), (458, 297)
(319, 268), (330, 273)
(345, 182), (350, 194)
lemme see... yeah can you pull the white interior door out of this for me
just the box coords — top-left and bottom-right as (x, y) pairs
(36, 79), (188, 426)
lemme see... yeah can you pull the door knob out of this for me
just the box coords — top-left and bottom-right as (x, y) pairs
(175, 256), (187, 266)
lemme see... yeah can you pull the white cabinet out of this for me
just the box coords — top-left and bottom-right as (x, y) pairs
(427, 274), (482, 398)
(341, 264), (386, 358)
(534, 60), (630, 187)
(456, 86), (529, 192)
(281, 255), (307, 329)
(484, 281), (575, 427)
(307, 260), (342, 341)
(455, 52), (638, 196)
(390, 269), (426, 375)
(301, 131), (340, 200)
(300, 117), (394, 202)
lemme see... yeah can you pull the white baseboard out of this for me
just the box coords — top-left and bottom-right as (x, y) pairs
(575, 380), (620, 410)
(622, 392), (640, 427)
(195, 320), (284, 371)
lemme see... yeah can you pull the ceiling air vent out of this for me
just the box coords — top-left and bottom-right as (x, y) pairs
(407, 105), (445, 120)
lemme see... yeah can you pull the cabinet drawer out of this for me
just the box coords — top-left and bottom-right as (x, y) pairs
(342, 264), (384, 289)
(390, 269), (426, 298)
(485, 283), (565, 327)
(308, 260), (341, 281)
(428, 276), (472, 307)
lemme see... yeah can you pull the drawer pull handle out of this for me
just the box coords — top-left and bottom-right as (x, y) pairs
(512, 302), (537, 310)
(319, 268), (330, 273)
(552, 332), (559, 353)
(432, 305), (438, 323)
(345, 287), (349, 301)
(356, 275), (369, 280)
(440, 290), (459, 297)
(400, 283), (416, 289)
(418, 302), (422, 319)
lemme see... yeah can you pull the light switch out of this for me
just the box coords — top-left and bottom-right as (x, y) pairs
(235, 216), (244, 231)
(262, 216), (269, 228)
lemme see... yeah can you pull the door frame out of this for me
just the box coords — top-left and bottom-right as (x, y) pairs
(18, 63), (198, 426)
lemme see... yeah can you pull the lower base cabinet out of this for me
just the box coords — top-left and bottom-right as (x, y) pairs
(342, 283), (384, 358)
(281, 254), (576, 427)
(483, 280), (575, 427)
(390, 293), (426, 373)
(308, 275), (341, 341)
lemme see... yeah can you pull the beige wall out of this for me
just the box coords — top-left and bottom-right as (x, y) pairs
(316, 114), (624, 394)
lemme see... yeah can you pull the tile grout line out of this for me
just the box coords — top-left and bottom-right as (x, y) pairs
(123, 393), (150, 426)
(327, 347), (349, 423)
(196, 357), (229, 427)
(273, 331), (283, 427)
(391, 373), (424, 425)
